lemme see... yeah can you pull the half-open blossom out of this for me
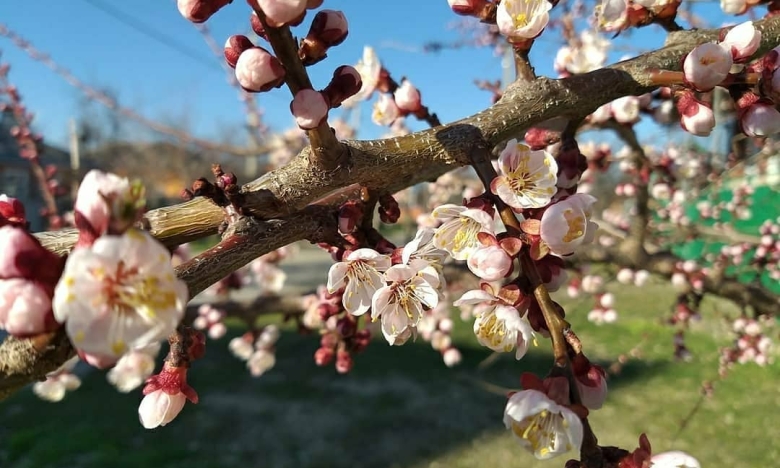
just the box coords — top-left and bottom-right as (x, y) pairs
(721, 21), (761, 61)
(467, 244), (512, 281)
(53, 229), (188, 360)
(372, 93), (400, 126)
(327, 248), (391, 315)
(503, 389), (584, 460)
(139, 363), (197, 429)
(683, 43), (732, 91)
(741, 101), (780, 137)
(371, 264), (439, 345)
(0, 194), (26, 227)
(540, 194), (598, 256)
(432, 204), (495, 260)
(291, 89), (329, 130)
(258, 0), (307, 25)
(491, 140), (557, 210)
(394, 79), (422, 113)
(496, 0), (552, 41)
(235, 47), (286, 93)
(572, 354), (608, 409)
(475, 304), (535, 358)
(74, 170), (145, 240)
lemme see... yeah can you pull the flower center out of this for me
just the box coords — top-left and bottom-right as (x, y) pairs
(476, 310), (514, 351)
(511, 409), (572, 458)
(562, 209), (586, 243)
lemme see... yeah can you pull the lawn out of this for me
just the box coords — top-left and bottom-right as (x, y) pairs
(0, 254), (777, 468)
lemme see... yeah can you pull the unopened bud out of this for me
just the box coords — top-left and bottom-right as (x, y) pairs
(235, 47), (286, 92)
(224, 35), (254, 68)
(314, 346), (335, 366)
(322, 66), (362, 108)
(177, 0), (232, 23)
(291, 89), (329, 130)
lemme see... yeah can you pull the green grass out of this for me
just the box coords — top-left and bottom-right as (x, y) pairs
(1, 280), (777, 468)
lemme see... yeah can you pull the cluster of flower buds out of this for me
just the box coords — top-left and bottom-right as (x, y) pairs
(670, 260), (707, 293)
(418, 299), (462, 367)
(107, 343), (161, 393)
(675, 22), (780, 138)
(193, 304), (228, 340)
(596, 0), (681, 32)
(228, 325), (280, 377)
(695, 184), (754, 225)
(314, 316), (371, 374)
(720, 316), (774, 373)
(554, 30), (610, 77)
(668, 293), (702, 327)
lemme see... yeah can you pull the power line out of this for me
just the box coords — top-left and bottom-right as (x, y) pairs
(80, 0), (219, 70)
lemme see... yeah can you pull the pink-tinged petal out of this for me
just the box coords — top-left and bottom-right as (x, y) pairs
(385, 264), (415, 283)
(454, 289), (496, 306)
(0, 279), (53, 336)
(370, 286), (394, 321)
(326, 262), (349, 293)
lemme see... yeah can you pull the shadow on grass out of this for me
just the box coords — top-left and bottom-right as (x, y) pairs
(0, 330), (670, 468)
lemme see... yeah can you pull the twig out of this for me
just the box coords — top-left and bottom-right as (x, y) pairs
(252, 9), (343, 170)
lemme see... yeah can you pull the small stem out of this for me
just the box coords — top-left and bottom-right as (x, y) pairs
(514, 47), (536, 82)
(254, 9), (343, 170)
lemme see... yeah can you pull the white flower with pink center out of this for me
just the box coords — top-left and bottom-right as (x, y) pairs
(496, 0), (552, 41)
(540, 194), (599, 256)
(431, 204), (495, 260)
(491, 140), (558, 210)
(683, 43), (733, 91)
(371, 264), (439, 345)
(327, 248), (391, 316)
(53, 229), (188, 359)
(503, 390), (584, 460)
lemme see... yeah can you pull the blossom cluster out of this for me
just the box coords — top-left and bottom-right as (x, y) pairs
(720, 316), (774, 372)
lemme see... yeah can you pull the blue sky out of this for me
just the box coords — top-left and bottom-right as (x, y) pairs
(0, 1), (744, 150)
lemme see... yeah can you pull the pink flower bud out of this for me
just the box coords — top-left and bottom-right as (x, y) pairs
(676, 91), (715, 137)
(0, 194), (26, 228)
(0, 279), (57, 336)
(335, 349), (353, 374)
(467, 245), (512, 281)
(177, 0), (232, 23)
(683, 43), (733, 91)
(235, 47), (286, 92)
(139, 389), (187, 429)
(721, 21), (761, 62)
(307, 10), (348, 47)
(314, 346), (335, 366)
(393, 79), (422, 113)
(322, 65), (362, 108)
(257, 0), (307, 26)
(573, 355), (608, 410)
(447, 0), (488, 16)
(741, 101), (780, 137)
(224, 35), (254, 68)
(291, 89), (329, 130)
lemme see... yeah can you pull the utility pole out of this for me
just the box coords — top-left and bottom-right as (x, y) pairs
(68, 118), (81, 201)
